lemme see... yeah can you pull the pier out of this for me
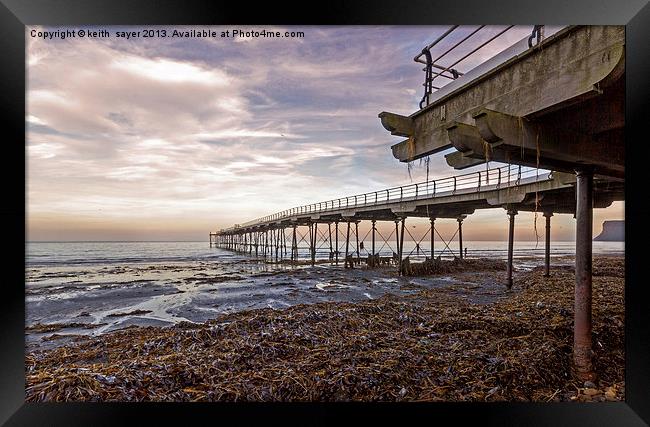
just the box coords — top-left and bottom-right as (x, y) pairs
(212, 25), (625, 383)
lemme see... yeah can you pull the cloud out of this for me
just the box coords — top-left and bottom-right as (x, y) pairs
(26, 25), (623, 241)
(110, 55), (232, 85)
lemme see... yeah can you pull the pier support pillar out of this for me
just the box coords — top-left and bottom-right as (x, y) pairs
(544, 212), (553, 277)
(457, 216), (465, 260)
(308, 224), (313, 266)
(355, 221), (360, 265)
(328, 223), (333, 265)
(312, 223), (317, 266)
(280, 228), (284, 261)
(507, 209), (517, 289)
(345, 221), (351, 268)
(430, 218), (435, 259)
(371, 220), (376, 256)
(291, 225), (297, 263)
(335, 221), (339, 266)
(574, 167), (595, 381)
(282, 227), (287, 258)
(398, 218), (406, 276)
(394, 220), (400, 265)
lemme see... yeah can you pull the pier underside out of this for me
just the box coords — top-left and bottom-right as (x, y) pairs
(214, 25), (626, 384)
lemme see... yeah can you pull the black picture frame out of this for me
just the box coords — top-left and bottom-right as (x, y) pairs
(2, 0), (649, 425)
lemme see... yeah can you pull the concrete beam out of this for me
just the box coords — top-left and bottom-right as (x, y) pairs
(390, 203), (418, 214)
(486, 189), (528, 206)
(446, 122), (486, 157)
(378, 112), (414, 137)
(473, 109), (624, 174)
(444, 151), (485, 169)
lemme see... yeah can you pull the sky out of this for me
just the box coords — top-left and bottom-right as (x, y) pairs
(26, 25), (624, 242)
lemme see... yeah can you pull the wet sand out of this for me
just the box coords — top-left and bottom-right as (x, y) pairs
(26, 257), (517, 351)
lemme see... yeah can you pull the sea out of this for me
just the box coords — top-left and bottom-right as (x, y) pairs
(25, 240), (624, 350)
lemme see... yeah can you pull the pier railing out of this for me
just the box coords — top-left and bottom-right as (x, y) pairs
(221, 165), (552, 232)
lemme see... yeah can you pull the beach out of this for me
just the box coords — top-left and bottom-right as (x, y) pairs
(25, 241), (623, 350)
(25, 242), (624, 402)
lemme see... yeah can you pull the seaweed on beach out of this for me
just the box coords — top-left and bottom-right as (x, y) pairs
(26, 322), (106, 333)
(106, 310), (153, 318)
(401, 257), (507, 276)
(25, 257), (624, 403)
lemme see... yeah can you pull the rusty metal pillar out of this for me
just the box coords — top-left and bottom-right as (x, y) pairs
(255, 232), (259, 257)
(457, 216), (464, 260)
(394, 220), (399, 263)
(355, 221), (360, 265)
(275, 229), (279, 262)
(574, 168), (595, 381)
(371, 220), (376, 256)
(544, 212), (553, 277)
(308, 223), (313, 266)
(328, 223), (333, 265)
(398, 218), (406, 276)
(344, 221), (351, 268)
(430, 217), (435, 259)
(283, 228), (287, 258)
(312, 222), (317, 266)
(507, 209), (517, 289)
(335, 221), (339, 266)
(291, 225), (297, 263)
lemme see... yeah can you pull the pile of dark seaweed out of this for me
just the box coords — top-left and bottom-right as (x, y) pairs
(25, 257), (624, 402)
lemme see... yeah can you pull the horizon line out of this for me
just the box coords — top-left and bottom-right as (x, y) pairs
(24, 239), (613, 243)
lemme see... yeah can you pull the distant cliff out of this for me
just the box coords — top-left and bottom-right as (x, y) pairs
(594, 220), (624, 241)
